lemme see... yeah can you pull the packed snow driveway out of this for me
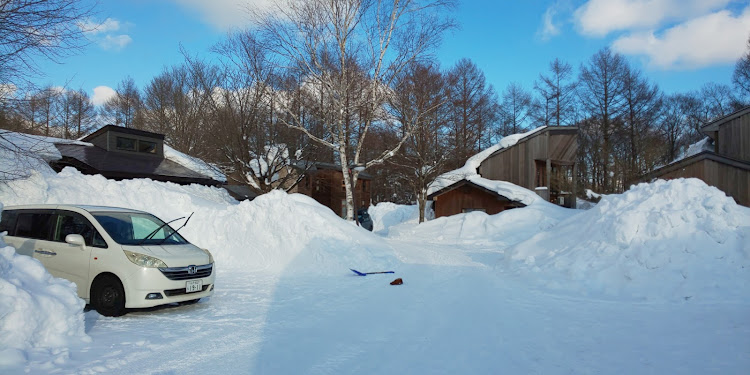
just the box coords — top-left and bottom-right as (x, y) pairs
(21, 253), (750, 375)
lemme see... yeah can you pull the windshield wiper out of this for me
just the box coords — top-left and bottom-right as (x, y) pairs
(157, 212), (193, 245)
(137, 215), (185, 245)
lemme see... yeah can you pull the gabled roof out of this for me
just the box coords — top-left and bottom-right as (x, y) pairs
(426, 175), (538, 206)
(701, 106), (750, 133)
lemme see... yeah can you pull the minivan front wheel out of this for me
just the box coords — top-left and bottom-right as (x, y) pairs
(92, 274), (126, 317)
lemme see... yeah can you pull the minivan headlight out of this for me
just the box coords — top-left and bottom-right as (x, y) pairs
(124, 250), (167, 268)
(201, 248), (214, 264)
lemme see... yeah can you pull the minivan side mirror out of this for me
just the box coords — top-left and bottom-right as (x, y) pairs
(65, 234), (85, 247)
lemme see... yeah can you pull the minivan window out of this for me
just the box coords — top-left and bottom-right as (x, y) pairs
(15, 211), (55, 240)
(54, 212), (108, 248)
(0, 210), (18, 235)
(93, 212), (189, 245)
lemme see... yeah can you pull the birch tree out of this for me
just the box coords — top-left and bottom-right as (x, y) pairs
(252, 0), (455, 220)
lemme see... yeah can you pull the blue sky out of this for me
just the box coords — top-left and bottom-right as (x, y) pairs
(34, 0), (750, 105)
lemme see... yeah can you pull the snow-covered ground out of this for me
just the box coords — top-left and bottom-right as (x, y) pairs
(1, 158), (749, 373)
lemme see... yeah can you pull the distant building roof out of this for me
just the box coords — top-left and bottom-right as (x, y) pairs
(82, 125), (165, 142)
(53, 143), (221, 186)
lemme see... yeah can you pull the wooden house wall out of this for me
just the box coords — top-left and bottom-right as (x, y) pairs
(717, 113), (750, 162)
(656, 159), (750, 207)
(299, 169), (371, 217)
(432, 185), (512, 217)
(478, 130), (577, 190)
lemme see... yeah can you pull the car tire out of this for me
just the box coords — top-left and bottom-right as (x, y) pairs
(92, 274), (126, 317)
(178, 298), (200, 305)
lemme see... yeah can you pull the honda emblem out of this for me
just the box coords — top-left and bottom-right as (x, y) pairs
(187, 265), (197, 274)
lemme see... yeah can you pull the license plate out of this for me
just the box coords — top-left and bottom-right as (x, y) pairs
(186, 280), (203, 293)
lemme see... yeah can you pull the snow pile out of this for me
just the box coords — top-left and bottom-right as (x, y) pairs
(368, 202), (433, 234)
(388, 199), (574, 246)
(0, 130), (88, 180)
(428, 127), (546, 195)
(0, 204), (89, 367)
(505, 178), (750, 301)
(164, 145), (226, 182)
(0, 168), (396, 276)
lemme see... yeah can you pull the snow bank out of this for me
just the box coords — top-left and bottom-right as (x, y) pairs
(164, 145), (226, 182)
(428, 127), (546, 195)
(0, 168), (396, 276)
(368, 202), (433, 234)
(505, 178), (750, 301)
(388, 199), (574, 246)
(0, 205), (89, 367)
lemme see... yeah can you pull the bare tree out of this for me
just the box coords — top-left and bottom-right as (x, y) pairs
(620, 65), (661, 182)
(0, 0), (95, 88)
(251, 0), (456, 220)
(387, 62), (449, 222)
(578, 48), (627, 193)
(534, 58), (577, 127)
(35, 86), (60, 136)
(445, 58), (499, 164)
(102, 77), (142, 128)
(499, 82), (531, 135)
(733, 35), (750, 103)
(141, 63), (218, 157)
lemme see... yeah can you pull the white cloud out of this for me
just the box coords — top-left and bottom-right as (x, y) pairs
(80, 18), (121, 35)
(537, 6), (561, 41)
(574, 0), (732, 37)
(0, 84), (17, 99)
(169, 0), (276, 30)
(92, 86), (116, 106)
(100, 35), (133, 51)
(612, 6), (750, 70)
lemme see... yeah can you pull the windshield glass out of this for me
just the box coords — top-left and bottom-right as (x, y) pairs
(92, 212), (189, 245)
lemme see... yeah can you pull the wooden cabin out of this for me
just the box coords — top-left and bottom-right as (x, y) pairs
(639, 106), (750, 207)
(289, 162), (372, 218)
(428, 126), (578, 218)
(427, 179), (526, 217)
(478, 126), (578, 208)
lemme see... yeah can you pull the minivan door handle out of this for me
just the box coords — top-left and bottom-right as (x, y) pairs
(34, 249), (57, 257)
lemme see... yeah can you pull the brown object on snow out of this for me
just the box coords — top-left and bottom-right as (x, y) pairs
(390, 278), (403, 285)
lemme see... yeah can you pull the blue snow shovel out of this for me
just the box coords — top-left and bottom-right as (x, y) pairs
(350, 269), (395, 276)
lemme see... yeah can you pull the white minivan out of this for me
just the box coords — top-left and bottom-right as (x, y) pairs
(0, 204), (215, 316)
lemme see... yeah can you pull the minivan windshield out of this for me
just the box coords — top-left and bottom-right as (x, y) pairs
(92, 211), (189, 245)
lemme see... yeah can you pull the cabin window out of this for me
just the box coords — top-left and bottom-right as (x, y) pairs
(138, 140), (157, 154)
(116, 137), (137, 151)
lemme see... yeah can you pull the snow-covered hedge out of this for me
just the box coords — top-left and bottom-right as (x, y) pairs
(0, 204), (90, 367)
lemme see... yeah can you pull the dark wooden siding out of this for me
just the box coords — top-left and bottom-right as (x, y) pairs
(433, 185), (513, 217)
(717, 113), (750, 162)
(656, 158), (750, 207)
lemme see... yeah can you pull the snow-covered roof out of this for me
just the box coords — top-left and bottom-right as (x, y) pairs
(427, 126), (547, 196)
(163, 145), (227, 183)
(672, 137), (713, 164)
(0, 130), (92, 162)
